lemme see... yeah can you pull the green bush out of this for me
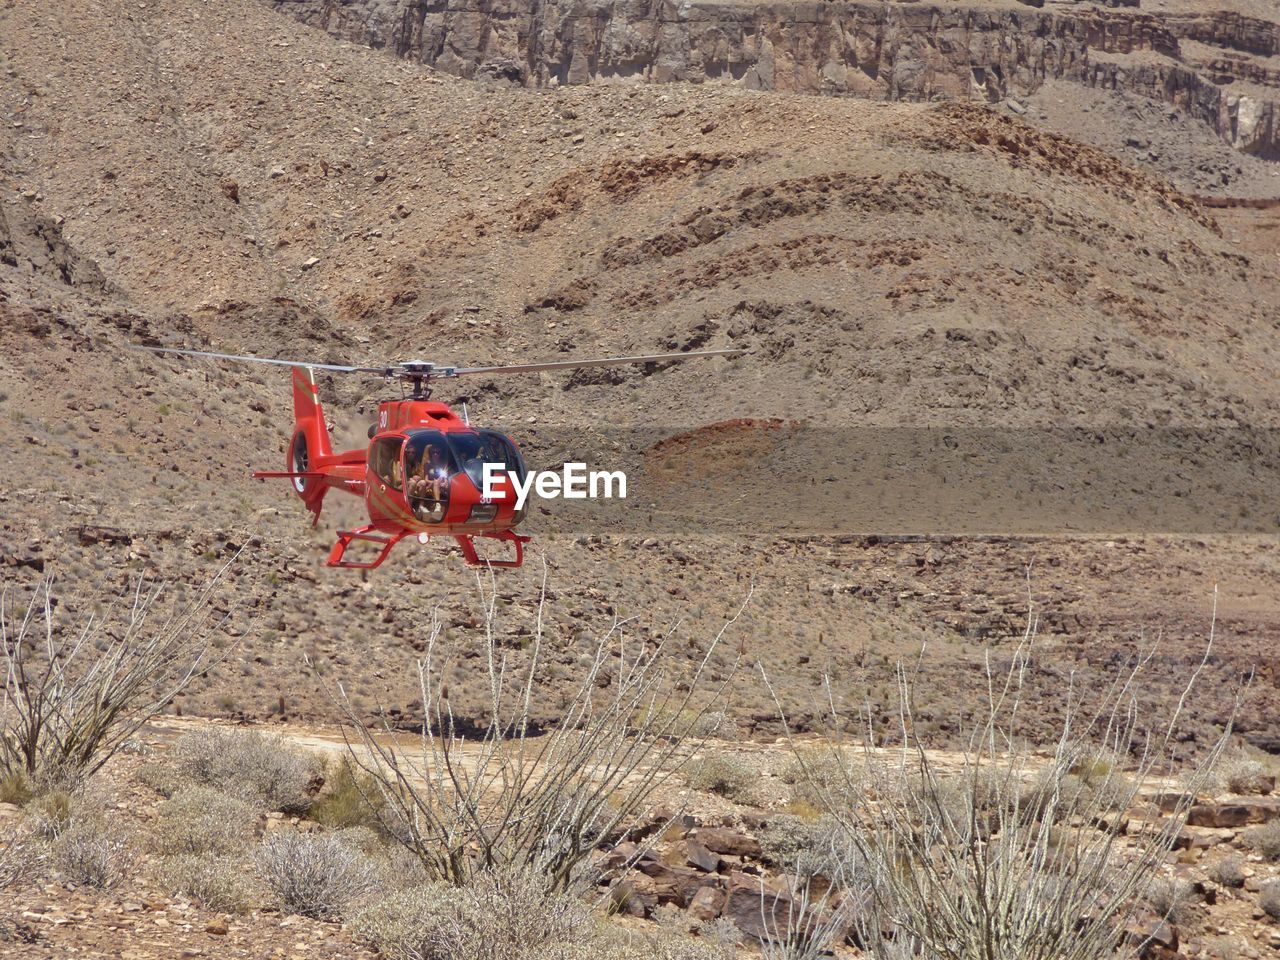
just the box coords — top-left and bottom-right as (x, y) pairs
(308, 758), (384, 831)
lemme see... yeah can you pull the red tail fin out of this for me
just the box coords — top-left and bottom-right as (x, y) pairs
(288, 367), (332, 524)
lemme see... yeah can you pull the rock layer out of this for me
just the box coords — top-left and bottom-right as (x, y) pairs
(270, 0), (1280, 158)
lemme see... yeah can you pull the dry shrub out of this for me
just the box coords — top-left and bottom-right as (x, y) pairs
(757, 814), (852, 881)
(154, 853), (262, 913)
(1244, 819), (1280, 861)
(53, 816), (134, 887)
(684, 754), (756, 803)
(1260, 879), (1280, 921)
(581, 926), (738, 960)
(0, 771), (33, 806)
(136, 760), (183, 798)
(255, 831), (379, 919)
(0, 568), (237, 791)
(351, 865), (591, 960)
(350, 885), (447, 959)
(0, 826), (39, 891)
(337, 573), (747, 888)
(25, 790), (73, 840)
(1146, 876), (1196, 926)
(765, 606), (1231, 960)
(1206, 855), (1246, 888)
(1214, 752), (1272, 795)
(164, 728), (320, 813)
(150, 786), (257, 856)
(758, 814), (816, 869)
(692, 710), (737, 740)
(780, 747), (861, 809)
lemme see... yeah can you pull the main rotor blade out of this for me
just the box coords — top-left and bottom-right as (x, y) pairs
(128, 344), (390, 375)
(452, 348), (743, 377)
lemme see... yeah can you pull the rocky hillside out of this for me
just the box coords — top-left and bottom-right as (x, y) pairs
(2, 0), (1279, 754)
(269, 0), (1280, 159)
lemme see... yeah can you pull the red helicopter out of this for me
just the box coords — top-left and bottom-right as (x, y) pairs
(133, 346), (740, 569)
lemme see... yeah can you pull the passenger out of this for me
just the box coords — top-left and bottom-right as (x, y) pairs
(407, 444), (446, 502)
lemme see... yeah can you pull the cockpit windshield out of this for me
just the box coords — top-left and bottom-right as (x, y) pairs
(447, 431), (525, 489)
(400, 429), (526, 523)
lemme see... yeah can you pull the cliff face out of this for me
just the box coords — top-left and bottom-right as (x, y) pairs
(1162, 11), (1280, 58)
(270, 0), (1280, 158)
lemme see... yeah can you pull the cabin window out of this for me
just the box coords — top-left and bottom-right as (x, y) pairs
(369, 436), (405, 489)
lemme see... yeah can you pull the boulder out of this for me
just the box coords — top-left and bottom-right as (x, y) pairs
(1185, 799), (1280, 828)
(694, 826), (762, 859)
(636, 860), (704, 907)
(721, 872), (849, 945)
(688, 883), (725, 922)
(1122, 911), (1178, 957)
(1185, 804), (1252, 828)
(684, 838), (721, 873)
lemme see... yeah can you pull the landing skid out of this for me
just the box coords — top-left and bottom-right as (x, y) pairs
(327, 526), (406, 569)
(326, 527), (530, 569)
(456, 530), (531, 569)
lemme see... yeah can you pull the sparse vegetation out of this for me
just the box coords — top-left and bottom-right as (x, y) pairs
(780, 746), (861, 810)
(683, 754), (756, 803)
(307, 757), (385, 831)
(158, 727), (320, 813)
(0, 770), (33, 806)
(692, 710), (736, 740)
(154, 853), (262, 913)
(0, 826), (38, 893)
(336, 575), (747, 888)
(1260, 879), (1280, 921)
(149, 786), (257, 856)
(0, 569), (236, 792)
(1215, 751), (1273, 795)
(1244, 819), (1280, 862)
(52, 815), (133, 888)
(1207, 855), (1247, 888)
(352, 865), (590, 960)
(765, 614), (1230, 960)
(25, 789), (74, 840)
(1147, 877), (1196, 926)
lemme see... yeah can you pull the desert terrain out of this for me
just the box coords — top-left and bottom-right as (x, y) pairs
(2, 0), (1280, 956)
